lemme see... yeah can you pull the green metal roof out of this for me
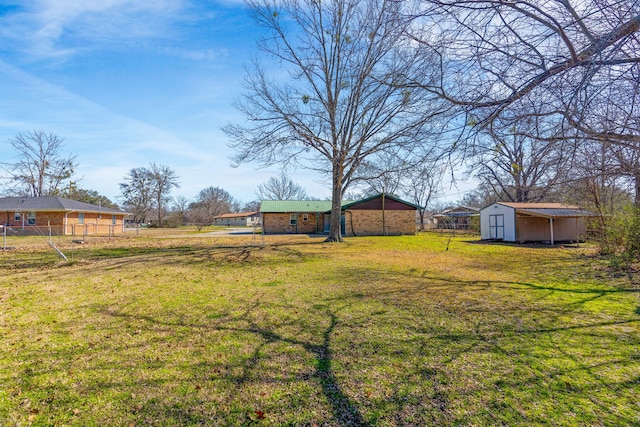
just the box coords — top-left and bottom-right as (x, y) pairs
(260, 200), (333, 213)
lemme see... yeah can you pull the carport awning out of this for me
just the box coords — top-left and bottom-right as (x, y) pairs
(516, 208), (595, 219)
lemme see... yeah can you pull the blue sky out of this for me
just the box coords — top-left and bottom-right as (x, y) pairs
(0, 0), (472, 206)
(0, 0), (333, 205)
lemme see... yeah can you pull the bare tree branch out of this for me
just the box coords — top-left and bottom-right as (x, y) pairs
(2, 130), (76, 197)
(224, 0), (446, 241)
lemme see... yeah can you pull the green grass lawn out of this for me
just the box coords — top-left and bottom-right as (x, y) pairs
(1, 231), (638, 426)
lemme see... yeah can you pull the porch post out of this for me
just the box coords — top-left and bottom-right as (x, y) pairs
(381, 192), (386, 236)
(549, 218), (555, 245)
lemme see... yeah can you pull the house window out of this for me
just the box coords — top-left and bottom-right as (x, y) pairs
(27, 212), (36, 225)
(290, 213), (297, 226)
(14, 212), (20, 221)
(112, 215), (117, 225)
(78, 213), (85, 225)
(303, 213), (309, 222)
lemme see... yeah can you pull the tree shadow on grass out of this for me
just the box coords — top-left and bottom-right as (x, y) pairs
(96, 300), (372, 426)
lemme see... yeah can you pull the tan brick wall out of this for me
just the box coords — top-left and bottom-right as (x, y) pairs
(263, 213), (322, 234)
(65, 212), (126, 235)
(2, 211), (126, 235)
(346, 209), (416, 236)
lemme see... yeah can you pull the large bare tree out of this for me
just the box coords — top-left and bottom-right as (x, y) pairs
(119, 163), (179, 227)
(408, 1), (640, 138)
(402, 161), (443, 231)
(404, 0), (640, 212)
(189, 186), (234, 225)
(470, 115), (573, 202)
(2, 130), (76, 197)
(119, 167), (155, 224)
(149, 163), (180, 228)
(224, 0), (445, 241)
(256, 173), (308, 200)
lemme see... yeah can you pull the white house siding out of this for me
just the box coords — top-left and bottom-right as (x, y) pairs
(480, 203), (517, 241)
(213, 214), (260, 227)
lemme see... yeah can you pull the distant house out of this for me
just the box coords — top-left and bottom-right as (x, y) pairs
(480, 202), (594, 244)
(0, 196), (130, 236)
(432, 206), (480, 230)
(212, 211), (260, 227)
(260, 193), (421, 236)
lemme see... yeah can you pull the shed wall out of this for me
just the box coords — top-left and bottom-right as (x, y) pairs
(480, 203), (517, 241)
(516, 216), (586, 242)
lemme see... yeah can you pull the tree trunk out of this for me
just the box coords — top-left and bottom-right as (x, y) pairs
(635, 173), (640, 209)
(325, 163), (344, 242)
(157, 195), (163, 228)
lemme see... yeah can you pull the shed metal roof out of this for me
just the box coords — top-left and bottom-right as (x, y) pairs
(498, 202), (580, 209)
(516, 207), (597, 219)
(0, 196), (129, 215)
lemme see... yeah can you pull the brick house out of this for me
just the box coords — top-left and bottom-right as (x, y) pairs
(260, 194), (420, 236)
(0, 196), (130, 236)
(212, 211), (260, 227)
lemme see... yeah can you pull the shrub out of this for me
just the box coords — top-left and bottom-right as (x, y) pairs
(596, 204), (640, 270)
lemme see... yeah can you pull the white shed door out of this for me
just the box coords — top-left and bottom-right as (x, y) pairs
(489, 214), (505, 239)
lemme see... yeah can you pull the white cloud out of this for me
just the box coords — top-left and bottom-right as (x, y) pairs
(162, 46), (228, 62)
(0, 0), (188, 60)
(0, 59), (223, 197)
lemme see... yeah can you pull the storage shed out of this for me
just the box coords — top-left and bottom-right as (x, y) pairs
(480, 202), (592, 244)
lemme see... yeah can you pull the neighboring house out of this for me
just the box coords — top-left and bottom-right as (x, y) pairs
(260, 194), (421, 236)
(0, 196), (130, 236)
(212, 211), (260, 227)
(432, 206), (480, 230)
(480, 202), (594, 244)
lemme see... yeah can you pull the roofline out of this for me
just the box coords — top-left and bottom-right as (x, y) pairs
(341, 193), (423, 210)
(0, 196), (130, 215)
(214, 211), (259, 218)
(481, 201), (581, 210)
(0, 207), (130, 214)
(515, 208), (598, 219)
